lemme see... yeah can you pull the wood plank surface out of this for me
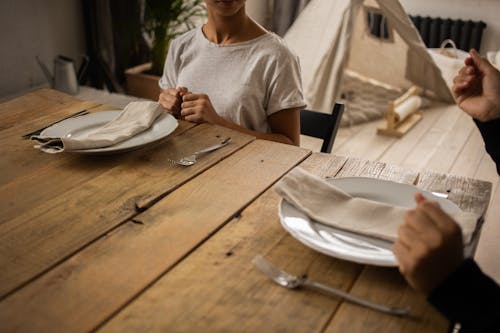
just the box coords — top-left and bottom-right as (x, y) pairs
(396, 105), (462, 172)
(0, 123), (253, 298)
(0, 88), (98, 132)
(0, 140), (309, 333)
(379, 104), (452, 166)
(424, 112), (475, 173)
(98, 154), (463, 333)
(0, 120), (196, 225)
(449, 126), (488, 178)
(1, 89), (495, 333)
(98, 153), (353, 333)
(416, 170), (492, 216)
(334, 119), (395, 161)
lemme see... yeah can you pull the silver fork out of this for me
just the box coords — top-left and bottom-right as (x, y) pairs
(170, 137), (231, 166)
(252, 255), (410, 317)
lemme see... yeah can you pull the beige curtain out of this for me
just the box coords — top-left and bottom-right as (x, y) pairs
(271, 0), (311, 36)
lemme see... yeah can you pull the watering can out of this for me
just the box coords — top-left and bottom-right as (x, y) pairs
(36, 55), (89, 95)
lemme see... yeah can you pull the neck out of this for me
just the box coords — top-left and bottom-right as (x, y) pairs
(203, 7), (262, 45)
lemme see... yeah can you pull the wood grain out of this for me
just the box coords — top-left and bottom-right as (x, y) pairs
(0, 123), (253, 298)
(379, 104), (447, 166)
(98, 155), (453, 333)
(0, 120), (195, 225)
(0, 140), (309, 333)
(1, 89), (494, 333)
(424, 112), (475, 174)
(0, 89), (100, 134)
(98, 154), (357, 333)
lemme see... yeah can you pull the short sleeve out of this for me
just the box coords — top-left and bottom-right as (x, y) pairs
(158, 40), (178, 90)
(266, 50), (306, 116)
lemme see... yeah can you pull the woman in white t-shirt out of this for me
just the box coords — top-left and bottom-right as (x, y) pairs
(158, 0), (306, 145)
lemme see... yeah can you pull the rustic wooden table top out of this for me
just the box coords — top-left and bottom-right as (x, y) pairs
(0, 89), (492, 333)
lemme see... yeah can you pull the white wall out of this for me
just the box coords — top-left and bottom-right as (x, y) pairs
(0, 0), (86, 99)
(399, 0), (500, 53)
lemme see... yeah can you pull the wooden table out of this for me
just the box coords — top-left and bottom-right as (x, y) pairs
(0, 89), (492, 333)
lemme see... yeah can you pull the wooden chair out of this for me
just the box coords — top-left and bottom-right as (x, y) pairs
(300, 103), (344, 153)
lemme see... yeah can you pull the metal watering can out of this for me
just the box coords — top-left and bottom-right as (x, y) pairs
(36, 55), (89, 95)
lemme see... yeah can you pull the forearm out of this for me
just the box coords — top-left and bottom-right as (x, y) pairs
(473, 118), (500, 175)
(428, 259), (500, 332)
(214, 117), (298, 145)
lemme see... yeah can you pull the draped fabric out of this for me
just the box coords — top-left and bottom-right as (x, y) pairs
(81, 0), (149, 92)
(271, 0), (311, 36)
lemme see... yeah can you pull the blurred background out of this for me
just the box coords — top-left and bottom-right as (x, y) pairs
(1, 0), (499, 102)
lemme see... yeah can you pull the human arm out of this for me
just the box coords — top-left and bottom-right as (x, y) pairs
(428, 258), (500, 333)
(180, 93), (300, 145)
(452, 49), (500, 122)
(452, 49), (500, 173)
(393, 193), (500, 332)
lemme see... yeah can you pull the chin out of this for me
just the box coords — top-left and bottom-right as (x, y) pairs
(209, 0), (245, 13)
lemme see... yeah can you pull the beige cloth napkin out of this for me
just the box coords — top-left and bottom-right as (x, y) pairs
(274, 167), (478, 244)
(32, 101), (164, 153)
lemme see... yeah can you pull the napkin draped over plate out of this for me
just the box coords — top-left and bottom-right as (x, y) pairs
(274, 167), (478, 244)
(32, 101), (164, 153)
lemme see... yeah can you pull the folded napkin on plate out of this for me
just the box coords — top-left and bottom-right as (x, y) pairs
(274, 167), (478, 244)
(32, 101), (163, 153)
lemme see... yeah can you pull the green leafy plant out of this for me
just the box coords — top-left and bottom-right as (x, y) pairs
(143, 0), (206, 75)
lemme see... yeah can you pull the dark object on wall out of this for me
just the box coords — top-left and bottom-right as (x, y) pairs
(410, 15), (487, 52)
(364, 10), (487, 53)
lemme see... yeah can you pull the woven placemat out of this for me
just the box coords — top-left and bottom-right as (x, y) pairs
(339, 72), (401, 127)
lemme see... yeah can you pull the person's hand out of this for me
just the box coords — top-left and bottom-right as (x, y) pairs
(180, 93), (223, 124)
(452, 49), (500, 122)
(159, 87), (188, 118)
(393, 193), (464, 294)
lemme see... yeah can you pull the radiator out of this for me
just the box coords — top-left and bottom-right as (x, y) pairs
(409, 15), (487, 52)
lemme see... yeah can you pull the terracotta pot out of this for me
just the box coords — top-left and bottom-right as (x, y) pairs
(124, 63), (161, 101)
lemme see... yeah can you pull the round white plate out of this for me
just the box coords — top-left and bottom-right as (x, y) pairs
(278, 177), (462, 267)
(40, 110), (178, 154)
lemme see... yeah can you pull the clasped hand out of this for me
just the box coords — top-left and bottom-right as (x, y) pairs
(159, 87), (222, 124)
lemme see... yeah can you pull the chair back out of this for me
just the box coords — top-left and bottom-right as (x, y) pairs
(300, 103), (344, 153)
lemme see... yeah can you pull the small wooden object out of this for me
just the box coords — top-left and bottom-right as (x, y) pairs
(377, 86), (423, 137)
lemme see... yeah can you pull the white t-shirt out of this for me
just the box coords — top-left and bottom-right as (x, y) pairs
(159, 27), (306, 133)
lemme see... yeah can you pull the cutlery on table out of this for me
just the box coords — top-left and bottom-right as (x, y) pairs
(170, 137), (232, 166)
(252, 255), (410, 317)
(21, 109), (89, 139)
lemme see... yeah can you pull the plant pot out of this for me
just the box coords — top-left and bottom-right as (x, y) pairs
(124, 63), (162, 101)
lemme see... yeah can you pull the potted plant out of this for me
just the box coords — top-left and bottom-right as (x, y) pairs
(125, 0), (206, 100)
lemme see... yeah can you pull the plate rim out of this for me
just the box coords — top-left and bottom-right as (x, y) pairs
(40, 110), (178, 154)
(278, 176), (462, 267)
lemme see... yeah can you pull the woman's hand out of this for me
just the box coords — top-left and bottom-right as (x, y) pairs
(159, 87), (188, 118)
(393, 193), (464, 294)
(180, 93), (223, 124)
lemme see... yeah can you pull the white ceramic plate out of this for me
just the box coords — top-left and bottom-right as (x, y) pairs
(40, 110), (178, 154)
(279, 177), (462, 267)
